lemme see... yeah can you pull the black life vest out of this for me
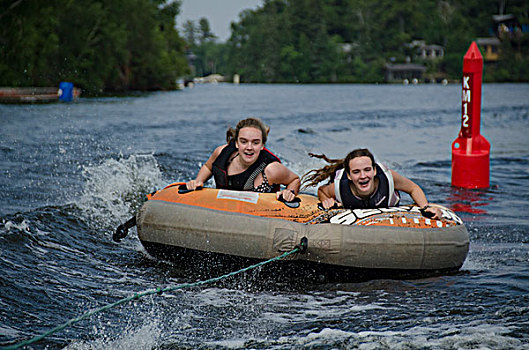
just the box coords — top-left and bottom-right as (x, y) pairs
(211, 141), (281, 192)
(334, 162), (400, 209)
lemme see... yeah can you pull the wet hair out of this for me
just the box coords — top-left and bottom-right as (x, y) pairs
(226, 117), (270, 145)
(343, 149), (375, 173)
(302, 148), (375, 188)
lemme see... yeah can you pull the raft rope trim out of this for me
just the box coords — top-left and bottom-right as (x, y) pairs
(2, 238), (308, 350)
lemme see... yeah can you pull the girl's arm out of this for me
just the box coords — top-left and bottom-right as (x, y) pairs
(186, 145), (226, 190)
(265, 162), (301, 202)
(317, 183), (338, 209)
(391, 170), (442, 219)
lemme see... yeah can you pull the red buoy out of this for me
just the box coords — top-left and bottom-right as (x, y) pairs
(451, 42), (490, 188)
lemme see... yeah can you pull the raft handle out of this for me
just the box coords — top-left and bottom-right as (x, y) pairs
(419, 207), (435, 219)
(317, 202), (342, 210)
(178, 184), (203, 194)
(278, 194), (301, 208)
(113, 216), (137, 242)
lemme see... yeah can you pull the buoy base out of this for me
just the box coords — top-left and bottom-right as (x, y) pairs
(451, 149), (490, 188)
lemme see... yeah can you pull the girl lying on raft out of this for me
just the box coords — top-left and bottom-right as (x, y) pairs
(302, 148), (442, 219)
(186, 117), (300, 202)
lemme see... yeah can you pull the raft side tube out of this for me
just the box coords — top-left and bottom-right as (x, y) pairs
(137, 199), (469, 270)
(137, 200), (304, 260)
(298, 223), (468, 270)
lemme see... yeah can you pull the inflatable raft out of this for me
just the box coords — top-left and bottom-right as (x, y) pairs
(130, 183), (469, 274)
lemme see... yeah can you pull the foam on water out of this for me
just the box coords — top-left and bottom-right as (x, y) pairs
(264, 322), (525, 349)
(77, 154), (165, 228)
(65, 314), (163, 350)
(3, 219), (31, 233)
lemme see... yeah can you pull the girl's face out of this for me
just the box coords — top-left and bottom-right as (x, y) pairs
(235, 127), (264, 165)
(347, 156), (377, 196)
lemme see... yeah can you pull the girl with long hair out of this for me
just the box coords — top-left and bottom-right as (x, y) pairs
(186, 117), (300, 202)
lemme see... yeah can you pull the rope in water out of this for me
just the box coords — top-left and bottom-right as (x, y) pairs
(2, 243), (306, 350)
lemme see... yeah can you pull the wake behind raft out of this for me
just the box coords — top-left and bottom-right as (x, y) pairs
(114, 183), (469, 278)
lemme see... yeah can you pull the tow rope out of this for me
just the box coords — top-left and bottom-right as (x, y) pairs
(2, 238), (308, 350)
(113, 215), (136, 242)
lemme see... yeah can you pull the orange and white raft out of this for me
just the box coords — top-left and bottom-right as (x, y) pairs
(136, 184), (469, 272)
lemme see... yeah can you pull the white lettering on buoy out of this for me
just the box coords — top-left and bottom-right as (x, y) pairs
(463, 76), (470, 89)
(462, 75), (471, 129)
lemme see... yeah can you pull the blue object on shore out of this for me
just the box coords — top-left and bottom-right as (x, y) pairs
(58, 82), (74, 102)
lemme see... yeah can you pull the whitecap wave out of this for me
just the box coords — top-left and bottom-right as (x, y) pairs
(77, 154), (165, 228)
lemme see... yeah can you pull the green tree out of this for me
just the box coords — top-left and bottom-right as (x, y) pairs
(0, 1), (61, 86)
(0, 0), (189, 93)
(198, 17), (216, 44)
(183, 20), (197, 46)
(220, 0), (528, 83)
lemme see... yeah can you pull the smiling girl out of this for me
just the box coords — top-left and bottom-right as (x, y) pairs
(302, 148), (442, 219)
(186, 118), (300, 202)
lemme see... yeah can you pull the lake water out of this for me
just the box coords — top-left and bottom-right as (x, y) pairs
(1, 83), (528, 349)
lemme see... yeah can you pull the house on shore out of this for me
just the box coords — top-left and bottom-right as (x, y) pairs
(385, 40), (444, 83)
(384, 64), (426, 83)
(477, 13), (528, 62)
(476, 37), (501, 62)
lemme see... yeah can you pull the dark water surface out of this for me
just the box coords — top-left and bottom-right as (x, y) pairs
(1, 83), (528, 349)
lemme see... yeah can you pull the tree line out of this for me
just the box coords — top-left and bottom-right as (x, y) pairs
(194, 0), (528, 83)
(1, 0), (528, 94)
(0, 0), (188, 94)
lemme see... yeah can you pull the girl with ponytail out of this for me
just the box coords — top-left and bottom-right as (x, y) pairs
(302, 148), (441, 219)
(186, 117), (300, 202)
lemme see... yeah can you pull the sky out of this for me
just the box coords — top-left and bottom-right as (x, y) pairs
(178, 0), (263, 42)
